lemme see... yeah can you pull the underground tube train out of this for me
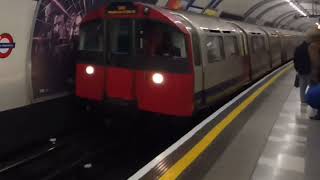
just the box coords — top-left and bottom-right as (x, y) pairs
(75, 2), (304, 117)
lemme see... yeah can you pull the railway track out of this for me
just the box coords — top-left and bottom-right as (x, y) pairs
(0, 88), (248, 180)
(0, 124), (110, 180)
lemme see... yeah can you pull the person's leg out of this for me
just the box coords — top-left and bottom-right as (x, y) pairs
(299, 74), (309, 103)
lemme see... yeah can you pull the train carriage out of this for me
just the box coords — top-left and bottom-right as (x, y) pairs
(77, 2), (196, 116)
(172, 12), (251, 107)
(76, 2), (303, 117)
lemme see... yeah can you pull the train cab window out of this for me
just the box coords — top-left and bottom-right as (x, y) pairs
(106, 19), (190, 73)
(173, 15), (202, 66)
(206, 36), (224, 63)
(79, 21), (103, 52)
(135, 21), (187, 59)
(252, 36), (265, 53)
(224, 36), (239, 57)
(109, 20), (132, 55)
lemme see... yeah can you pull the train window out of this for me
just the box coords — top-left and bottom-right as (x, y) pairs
(79, 21), (103, 52)
(173, 15), (202, 66)
(135, 21), (187, 58)
(109, 20), (132, 55)
(206, 36), (224, 63)
(252, 36), (265, 53)
(224, 36), (239, 57)
(105, 19), (190, 73)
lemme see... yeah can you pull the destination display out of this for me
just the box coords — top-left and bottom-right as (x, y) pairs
(107, 2), (137, 14)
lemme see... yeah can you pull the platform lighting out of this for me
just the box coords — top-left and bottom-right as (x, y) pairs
(284, 0), (307, 17)
(152, 73), (164, 84)
(316, 22), (320, 29)
(86, 66), (95, 75)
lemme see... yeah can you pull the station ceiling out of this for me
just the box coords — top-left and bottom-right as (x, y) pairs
(156, 0), (320, 31)
(37, 0), (319, 31)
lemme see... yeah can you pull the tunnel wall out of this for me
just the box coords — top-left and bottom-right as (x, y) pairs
(0, 0), (83, 160)
(30, 0), (109, 101)
(0, 0), (164, 159)
(0, 0), (37, 112)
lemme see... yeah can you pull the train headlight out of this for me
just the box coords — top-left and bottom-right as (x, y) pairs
(86, 66), (95, 75)
(152, 73), (164, 84)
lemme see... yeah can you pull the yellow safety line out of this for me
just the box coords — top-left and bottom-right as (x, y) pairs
(160, 65), (293, 180)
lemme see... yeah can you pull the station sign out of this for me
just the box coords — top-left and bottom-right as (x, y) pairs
(106, 2), (136, 15)
(0, 33), (15, 59)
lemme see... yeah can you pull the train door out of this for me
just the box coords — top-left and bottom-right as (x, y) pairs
(203, 33), (226, 103)
(104, 19), (136, 100)
(248, 34), (270, 79)
(222, 34), (250, 90)
(76, 20), (105, 101)
(280, 33), (288, 63)
(260, 30), (273, 69)
(228, 23), (252, 81)
(262, 28), (282, 69)
(269, 34), (282, 68)
(172, 14), (204, 107)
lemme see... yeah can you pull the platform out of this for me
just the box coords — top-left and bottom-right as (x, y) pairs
(129, 64), (320, 180)
(201, 69), (319, 180)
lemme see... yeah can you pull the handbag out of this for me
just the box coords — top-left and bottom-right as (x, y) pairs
(294, 74), (299, 88)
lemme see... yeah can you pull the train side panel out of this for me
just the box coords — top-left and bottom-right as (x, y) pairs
(177, 12), (250, 106)
(230, 21), (272, 80)
(76, 2), (304, 117)
(201, 32), (250, 103)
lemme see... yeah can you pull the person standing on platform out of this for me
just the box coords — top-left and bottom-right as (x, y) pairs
(294, 40), (311, 104)
(305, 27), (320, 120)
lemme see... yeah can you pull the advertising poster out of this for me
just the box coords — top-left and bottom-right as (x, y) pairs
(31, 0), (109, 99)
(31, 0), (184, 99)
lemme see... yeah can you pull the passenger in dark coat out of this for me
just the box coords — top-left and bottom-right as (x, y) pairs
(305, 27), (320, 120)
(294, 41), (311, 103)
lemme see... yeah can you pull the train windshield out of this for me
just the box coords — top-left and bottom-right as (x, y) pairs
(135, 21), (188, 58)
(79, 21), (104, 52)
(107, 20), (190, 73)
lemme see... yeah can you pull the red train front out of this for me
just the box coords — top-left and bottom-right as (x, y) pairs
(76, 2), (195, 117)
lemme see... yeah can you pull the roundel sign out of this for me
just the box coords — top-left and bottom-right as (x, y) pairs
(0, 33), (15, 59)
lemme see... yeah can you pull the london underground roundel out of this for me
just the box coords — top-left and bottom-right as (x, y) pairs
(0, 33), (15, 59)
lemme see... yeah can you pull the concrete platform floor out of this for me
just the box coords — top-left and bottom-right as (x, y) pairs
(202, 70), (320, 180)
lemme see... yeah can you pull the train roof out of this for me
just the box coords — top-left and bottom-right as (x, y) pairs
(227, 20), (267, 35)
(81, 2), (303, 38)
(170, 10), (240, 33)
(258, 26), (282, 37)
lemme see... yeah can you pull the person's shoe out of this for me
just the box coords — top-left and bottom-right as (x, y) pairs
(301, 102), (308, 106)
(310, 113), (320, 120)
